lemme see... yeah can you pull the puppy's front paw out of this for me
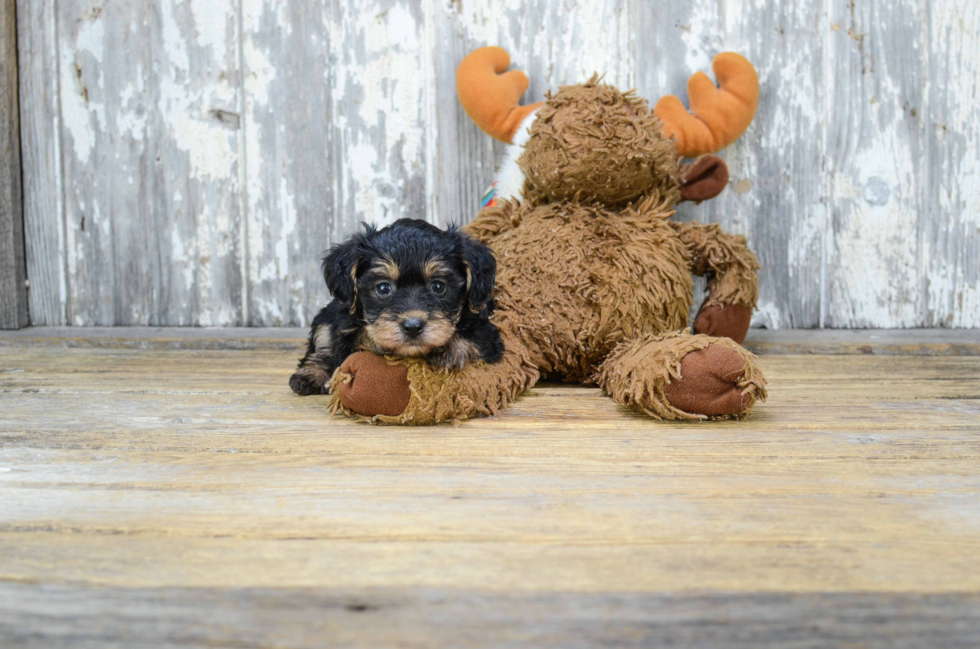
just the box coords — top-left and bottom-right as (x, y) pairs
(289, 366), (330, 396)
(427, 338), (479, 372)
(427, 349), (465, 372)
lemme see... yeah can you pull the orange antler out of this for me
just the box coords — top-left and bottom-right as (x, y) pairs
(654, 53), (759, 157)
(456, 47), (543, 144)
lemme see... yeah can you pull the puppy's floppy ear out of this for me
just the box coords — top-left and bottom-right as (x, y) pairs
(322, 225), (373, 313)
(457, 230), (496, 312)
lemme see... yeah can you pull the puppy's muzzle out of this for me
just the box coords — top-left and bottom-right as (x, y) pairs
(399, 317), (426, 339)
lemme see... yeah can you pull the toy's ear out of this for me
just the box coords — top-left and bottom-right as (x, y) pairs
(679, 155), (729, 204)
(322, 229), (371, 314)
(459, 232), (496, 312)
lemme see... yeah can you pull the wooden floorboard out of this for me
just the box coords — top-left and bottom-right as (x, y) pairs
(1, 335), (979, 646)
(2, 585), (978, 649)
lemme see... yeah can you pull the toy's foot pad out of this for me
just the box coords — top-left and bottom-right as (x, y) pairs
(693, 302), (752, 344)
(335, 352), (411, 417)
(664, 344), (751, 416)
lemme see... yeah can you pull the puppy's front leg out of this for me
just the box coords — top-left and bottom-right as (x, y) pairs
(427, 337), (480, 371)
(290, 308), (339, 396)
(427, 322), (504, 371)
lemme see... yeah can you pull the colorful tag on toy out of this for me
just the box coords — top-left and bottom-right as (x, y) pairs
(480, 181), (498, 209)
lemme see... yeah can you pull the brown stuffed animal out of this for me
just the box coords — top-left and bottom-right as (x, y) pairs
(327, 47), (767, 424)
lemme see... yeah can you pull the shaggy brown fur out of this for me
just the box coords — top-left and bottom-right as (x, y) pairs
(672, 221), (760, 308)
(521, 76), (682, 207)
(328, 74), (768, 424)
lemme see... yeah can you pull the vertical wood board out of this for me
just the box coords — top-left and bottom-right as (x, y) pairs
(54, 0), (243, 325)
(17, 0), (65, 326)
(1, 0), (28, 329)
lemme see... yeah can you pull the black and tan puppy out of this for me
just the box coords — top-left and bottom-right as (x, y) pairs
(289, 218), (504, 395)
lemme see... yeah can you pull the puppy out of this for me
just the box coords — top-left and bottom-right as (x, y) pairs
(289, 218), (504, 396)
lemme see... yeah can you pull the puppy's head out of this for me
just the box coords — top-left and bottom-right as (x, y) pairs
(322, 218), (496, 357)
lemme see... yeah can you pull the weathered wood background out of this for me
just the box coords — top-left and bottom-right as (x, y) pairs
(15, 0), (980, 327)
(1, 0), (28, 329)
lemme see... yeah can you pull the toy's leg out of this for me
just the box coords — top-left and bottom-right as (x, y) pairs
(596, 331), (767, 420)
(326, 330), (539, 425)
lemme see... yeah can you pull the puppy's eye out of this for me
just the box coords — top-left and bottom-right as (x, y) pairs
(430, 280), (446, 295)
(375, 282), (393, 296)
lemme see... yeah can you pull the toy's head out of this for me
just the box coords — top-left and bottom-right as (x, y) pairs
(457, 47), (759, 207)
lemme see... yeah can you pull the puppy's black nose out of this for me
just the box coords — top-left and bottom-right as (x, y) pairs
(400, 318), (425, 339)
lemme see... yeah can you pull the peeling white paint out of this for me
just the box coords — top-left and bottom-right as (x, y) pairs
(328, 2), (427, 227)
(58, 15), (105, 165)
(189, 0), (230, 63)
(173, 114), (238, 180)
(926, 0), (980, 328)
(752, 300), (783, 329)
(274, 173), (298, 281)
(679, 0), (719, 82)
(826, 0), (930, 328)
(241, 36), (276, 107)
(158, 3), (239, 182)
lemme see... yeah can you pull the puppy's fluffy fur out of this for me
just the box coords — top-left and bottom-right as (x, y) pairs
(290, 218), (504, 396)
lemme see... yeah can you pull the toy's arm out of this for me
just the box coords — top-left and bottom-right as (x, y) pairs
(671, 220), (759, 343)
(327, 325), (539, 425)
(462, 199), (524, 244)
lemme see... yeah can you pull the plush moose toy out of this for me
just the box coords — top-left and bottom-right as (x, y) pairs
(327, 46), (767, 424)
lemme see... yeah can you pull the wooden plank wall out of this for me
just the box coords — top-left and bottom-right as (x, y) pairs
(0, 0), (28, 329)
(15, 0), (980, 328)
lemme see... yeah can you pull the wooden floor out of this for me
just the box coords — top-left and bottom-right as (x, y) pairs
(1, 329), (979, 648)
